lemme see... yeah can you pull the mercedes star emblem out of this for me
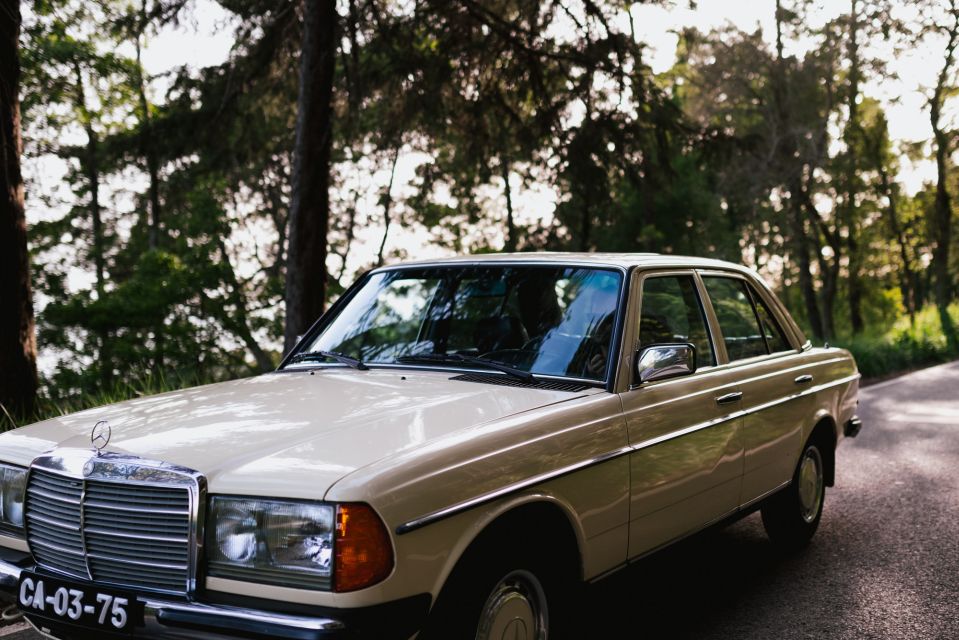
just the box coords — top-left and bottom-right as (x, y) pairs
(90, 420), (112, 454)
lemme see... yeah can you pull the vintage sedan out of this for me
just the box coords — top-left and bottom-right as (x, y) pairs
(0, 253), (860, 639)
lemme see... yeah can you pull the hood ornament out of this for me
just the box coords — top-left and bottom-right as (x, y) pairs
(90, 420), (112, 455)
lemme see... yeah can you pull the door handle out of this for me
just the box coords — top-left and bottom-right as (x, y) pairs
(794, 374), (814, 385)
(715, 391), (743, 405)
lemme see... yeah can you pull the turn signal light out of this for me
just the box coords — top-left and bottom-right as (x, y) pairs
(334, 503), (394, 592)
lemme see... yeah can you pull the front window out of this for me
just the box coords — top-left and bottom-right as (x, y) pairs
(290, 265), (623, 382)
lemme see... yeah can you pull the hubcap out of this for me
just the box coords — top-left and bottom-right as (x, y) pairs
(798, 445), (824, 523)
(475, 569), (548, 640)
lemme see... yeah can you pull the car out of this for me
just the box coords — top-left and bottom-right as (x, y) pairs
(0, 253), (861, 639)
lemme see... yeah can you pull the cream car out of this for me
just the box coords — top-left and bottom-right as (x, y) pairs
(0, 253), (860, 640)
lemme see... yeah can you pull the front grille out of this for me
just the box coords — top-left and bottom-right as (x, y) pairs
(25, 468), (193, 594)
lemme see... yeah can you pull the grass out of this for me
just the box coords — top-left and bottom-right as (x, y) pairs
(833, 303), (959, 380)
(0, 368), (215, 432)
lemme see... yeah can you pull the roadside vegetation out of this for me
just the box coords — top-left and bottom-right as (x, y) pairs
(2, 1), (959, 425)
(3, 301), (957, 432)
(835, 304), (959, 380)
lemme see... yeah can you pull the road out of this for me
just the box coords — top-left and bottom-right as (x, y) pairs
(3, 361), (959, 639)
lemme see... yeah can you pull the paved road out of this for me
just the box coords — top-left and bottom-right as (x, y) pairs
(4, 361), (958, 639)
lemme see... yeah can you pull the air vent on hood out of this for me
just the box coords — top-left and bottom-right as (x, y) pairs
(449, 373), (590, 392)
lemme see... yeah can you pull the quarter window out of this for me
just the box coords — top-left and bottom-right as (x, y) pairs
(638, 275), (715, 368)
(702, 277), (768, 362)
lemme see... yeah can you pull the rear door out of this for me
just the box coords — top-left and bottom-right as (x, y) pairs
(620, 270), (745, 558)
(698, 272), (814, 506)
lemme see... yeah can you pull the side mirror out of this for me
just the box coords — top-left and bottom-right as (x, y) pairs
(635, 343), (697, 384)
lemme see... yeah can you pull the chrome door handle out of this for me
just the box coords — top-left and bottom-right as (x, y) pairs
(715, 391), (743, 405)
(794, 374), (814, 384)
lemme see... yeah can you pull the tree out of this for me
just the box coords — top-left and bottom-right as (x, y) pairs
(0, 0), (38, 418)
(925, 0), (959, 345)
(284, 0), (337, 354)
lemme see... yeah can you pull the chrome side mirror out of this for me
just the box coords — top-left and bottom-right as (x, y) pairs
(635, 343), (697, 384)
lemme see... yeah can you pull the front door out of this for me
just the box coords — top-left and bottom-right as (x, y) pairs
(620, 271), (745, 559)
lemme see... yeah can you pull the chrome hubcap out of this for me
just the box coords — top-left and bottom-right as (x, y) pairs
(798, 446), (824, 523)
(475, 569), (548, 640)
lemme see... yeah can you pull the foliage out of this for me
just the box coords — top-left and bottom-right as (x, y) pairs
(8, 0), (959, 412)
(835, 304), (959, 379)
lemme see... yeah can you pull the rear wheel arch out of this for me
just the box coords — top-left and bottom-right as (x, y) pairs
(806, 415), (837, 487)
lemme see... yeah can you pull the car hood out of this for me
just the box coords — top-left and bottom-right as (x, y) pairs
(0, 369), (599, 499)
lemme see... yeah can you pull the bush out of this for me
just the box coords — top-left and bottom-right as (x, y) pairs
(834, 304), (959, 380)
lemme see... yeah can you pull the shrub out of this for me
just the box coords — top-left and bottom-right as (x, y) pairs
(834, 304), (959, 380)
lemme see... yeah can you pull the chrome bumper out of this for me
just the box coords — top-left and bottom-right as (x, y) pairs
(0, 558), (348, 639)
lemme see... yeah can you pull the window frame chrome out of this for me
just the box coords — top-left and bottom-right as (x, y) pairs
(279, 261), (632, 393)
(626, 268), (721, 390)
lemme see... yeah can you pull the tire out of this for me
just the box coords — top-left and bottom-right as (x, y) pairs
(419, 536), (577, 640)
(761, 440), (826, 550)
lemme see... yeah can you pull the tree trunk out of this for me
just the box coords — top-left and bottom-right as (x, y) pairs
(502, 159), (516, 252)
(0, 0), (38, 418)
(376, 147), (399, 267)
(790, 195), (824, 340)
(802, 188), (841, 340)
(217, 237), (274, 373)
(878, 165), (917, 323)
(283, 0), (337, 354)
(845, 0), (865, 334)
(579, 188), (591, 252)
(73, 61), (111, 384)
(931, 3), (959, 347)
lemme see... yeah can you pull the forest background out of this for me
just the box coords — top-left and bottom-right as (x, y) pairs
(2, 0), (959, 427)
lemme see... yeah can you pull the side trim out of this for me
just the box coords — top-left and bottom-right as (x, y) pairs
(395, 373), (860, 535)
(629, 411), (744, 453)
(395, 445), (633, 535)
(739, 479), (791, 511)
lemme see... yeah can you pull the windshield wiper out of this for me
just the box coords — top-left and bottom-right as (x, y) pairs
(396, 353), (536, 383)
(288, 350), (369, 370)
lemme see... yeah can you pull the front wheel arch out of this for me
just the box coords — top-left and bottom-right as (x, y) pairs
(421, 501), (583, 639)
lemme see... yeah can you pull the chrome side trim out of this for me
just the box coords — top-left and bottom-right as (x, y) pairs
(395, 445), (634, 535)
(739, 479), (791, 511)
(396, 373), (860, 535)
(628, 411), (745, 453)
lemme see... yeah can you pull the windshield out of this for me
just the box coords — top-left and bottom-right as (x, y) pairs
(290, 265), (623, 382)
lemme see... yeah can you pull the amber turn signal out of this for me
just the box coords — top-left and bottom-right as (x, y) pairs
(334, 503), (394, 592)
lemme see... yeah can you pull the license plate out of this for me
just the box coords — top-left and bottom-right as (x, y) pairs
(17, 571), (143, 634)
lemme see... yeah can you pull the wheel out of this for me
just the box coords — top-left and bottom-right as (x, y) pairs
(475, 569), (549, 640)
(420, 539), (576, 640)
(761, 440), (825, 550)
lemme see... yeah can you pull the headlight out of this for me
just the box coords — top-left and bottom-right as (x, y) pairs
(207, 497), (335, 589)
(207, 497), (393, 592)
(0, 463), (27, 535)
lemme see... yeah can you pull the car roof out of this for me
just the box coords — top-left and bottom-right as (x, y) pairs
(375, 252), (755, 274)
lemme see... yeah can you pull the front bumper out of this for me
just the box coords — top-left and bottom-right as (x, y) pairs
(0, 556), (428, 640)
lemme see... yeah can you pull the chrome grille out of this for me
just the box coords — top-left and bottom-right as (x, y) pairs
(25, 466), (194, 594)
(25, 471), (85, 578)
